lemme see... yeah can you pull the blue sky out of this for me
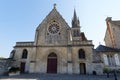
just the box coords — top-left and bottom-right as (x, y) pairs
(0, 0), (120, 58)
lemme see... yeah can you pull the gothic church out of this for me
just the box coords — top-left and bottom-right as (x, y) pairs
(9, 5), (104, 74)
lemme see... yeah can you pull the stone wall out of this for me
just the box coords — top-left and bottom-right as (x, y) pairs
(105, 19), (120, 48)
(0, 58), (14, 75)
(34, 46), (68, 74)
(72, 46), (94, 74)
(14, 47), (35, 72)
(0, 59), (6, 75)
(104, 29), (113, 47)
(111, 23), (120, 48)
(92, 63), (103, 75)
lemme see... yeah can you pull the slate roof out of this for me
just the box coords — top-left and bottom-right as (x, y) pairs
(95, 45), (120, 52)
(112, 21), (120, 26)
(80, 32), (87, 41)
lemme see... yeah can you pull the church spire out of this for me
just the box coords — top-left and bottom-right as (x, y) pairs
(71, 9), (81, 38)
(73, 9), (77, 22)
(72, 9), (80, 28)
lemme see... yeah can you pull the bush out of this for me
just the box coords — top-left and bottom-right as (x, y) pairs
(103, 67), (109, 73)
(9, 67), (20, 73)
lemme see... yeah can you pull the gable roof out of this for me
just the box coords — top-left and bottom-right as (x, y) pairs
(36, 6), (70, 30)
(95, 45), (120, 52)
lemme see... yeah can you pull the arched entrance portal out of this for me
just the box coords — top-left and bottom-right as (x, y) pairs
(47, 53), (57, 73)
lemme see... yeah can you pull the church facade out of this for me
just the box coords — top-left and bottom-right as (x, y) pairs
(9, 5), (104, 75)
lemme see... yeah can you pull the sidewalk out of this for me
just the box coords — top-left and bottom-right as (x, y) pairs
(0, 73), (120, 80)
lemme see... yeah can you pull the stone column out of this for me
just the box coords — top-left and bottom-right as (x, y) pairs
(29, 47), (36, 73)
(29, 62), (35, 73)
(67, 46), (73, 74)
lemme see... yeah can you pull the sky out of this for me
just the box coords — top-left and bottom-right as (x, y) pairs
(0, 0), (120, 58)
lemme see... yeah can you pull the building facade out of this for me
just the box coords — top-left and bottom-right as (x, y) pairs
(105, 17), (120, 48)
(9, 5), (103, 74)
(95, 45), (120, 70)
(96, 17), (120, 71)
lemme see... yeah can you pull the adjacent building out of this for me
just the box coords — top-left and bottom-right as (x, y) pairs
(105, 17), (120, 48)
(95, 45), (120, 70)
(94, 17), (120, 71)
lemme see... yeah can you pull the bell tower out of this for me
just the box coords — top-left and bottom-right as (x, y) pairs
(71, 9), (81, 40)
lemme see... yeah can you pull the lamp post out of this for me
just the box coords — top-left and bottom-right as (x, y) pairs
(114, 65), (117, 80)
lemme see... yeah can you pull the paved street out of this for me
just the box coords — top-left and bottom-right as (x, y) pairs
(0, 73), (120, 80)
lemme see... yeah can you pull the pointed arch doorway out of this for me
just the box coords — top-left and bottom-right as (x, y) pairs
(47, 52), (57, 73)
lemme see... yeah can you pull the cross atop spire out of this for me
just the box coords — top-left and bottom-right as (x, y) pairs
(53, 3), (57, 9)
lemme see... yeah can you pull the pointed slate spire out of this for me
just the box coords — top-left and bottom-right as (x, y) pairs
(72, 9), (81, 38)
(72, 9), (80, 28)
(73, 9), (77, 22)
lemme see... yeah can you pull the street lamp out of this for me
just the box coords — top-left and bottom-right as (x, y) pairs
(114, 65), (117, 80)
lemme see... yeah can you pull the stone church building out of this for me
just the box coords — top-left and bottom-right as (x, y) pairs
(8, 5), (120, 75)
(10, 5), (100, 74)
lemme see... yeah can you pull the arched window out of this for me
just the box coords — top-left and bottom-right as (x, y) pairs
(22, 49), (28, 59)
(48, 52), (57, 58)
(78, 49), (85, 59)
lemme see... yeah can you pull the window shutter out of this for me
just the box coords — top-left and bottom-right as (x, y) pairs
(114, 54), (120, 66)
(103, 54), (109, 65)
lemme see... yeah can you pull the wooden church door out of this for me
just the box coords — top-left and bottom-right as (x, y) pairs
(80, 63), (86, 74)
(20, 62), (25, 73)
(47, 53), (57, 73)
